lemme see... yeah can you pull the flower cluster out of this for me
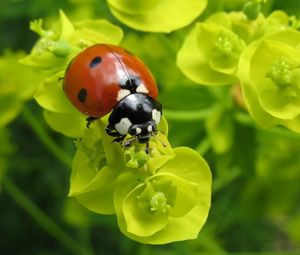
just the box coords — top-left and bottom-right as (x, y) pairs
(176, 7), (300, 132)
(69, 118), (211, 244)
(22, 11), (212, 244)
(238, 29), (300, 132)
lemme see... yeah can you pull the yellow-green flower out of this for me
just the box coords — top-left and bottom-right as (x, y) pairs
(238, 29), (300, 132)
(69, 120), (212, 244)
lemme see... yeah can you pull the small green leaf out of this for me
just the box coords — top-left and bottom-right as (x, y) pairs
(107, 0), (207, 32)
(35, 72), (75, 113)
(69, 124), (122, 214)
(74, 166), (120, 215)
(243, 1), (261, 20)
(43, 110), (85, 138)
(57, 9), (76, 40)
(0, 51), (44, 127)
(0, 96), (23, 128)
(73, 19), (123, 46)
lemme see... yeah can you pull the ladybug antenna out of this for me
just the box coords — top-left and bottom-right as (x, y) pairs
(58, 77), (64, 82)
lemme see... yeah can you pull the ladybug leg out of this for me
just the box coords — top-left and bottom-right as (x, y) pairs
(105, 125), (123, 137)
(145, 142), (150, 154)
(122, 136), (137, 148)
(106, 125), (128, 144)
(86, 116), (98, 128)
(112, 135), (126, 143)
(58, 77), (64, 82)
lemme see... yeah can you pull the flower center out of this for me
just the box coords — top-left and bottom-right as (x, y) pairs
(150, 192), (170, 213)
(266, 59), (292, 87)
(214, 35), (233, 56)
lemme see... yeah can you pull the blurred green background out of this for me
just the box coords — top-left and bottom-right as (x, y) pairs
(1, 0), (300, 254)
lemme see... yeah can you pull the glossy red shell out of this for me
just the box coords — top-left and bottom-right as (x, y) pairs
(63, 44), (158, 117)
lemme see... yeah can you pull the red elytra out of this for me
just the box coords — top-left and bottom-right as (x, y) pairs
(63, 44), (158, 118)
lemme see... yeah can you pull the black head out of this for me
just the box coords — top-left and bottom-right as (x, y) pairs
(107, 93), (162, 144)
(128, 120), (157, 143)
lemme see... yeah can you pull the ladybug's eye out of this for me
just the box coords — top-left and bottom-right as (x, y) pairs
(89, 56), (102, 68)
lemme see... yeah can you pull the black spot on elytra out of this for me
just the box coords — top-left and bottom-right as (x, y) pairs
(89, 56), (102, 68)
(119, 76), (141, 93)
(77, 88), (87, 102)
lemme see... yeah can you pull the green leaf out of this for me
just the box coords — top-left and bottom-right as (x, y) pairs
(107, 0), (207, 32)
(73, 19), (123, 45)
(74, 166), (120, 215)
(0, 96), (23, 128)
(0, 51), (44, 127)
(69, 124), (123, 214)
(107, 0), (160, 14)
(35, 72), (75, 113)
(243, 1), (261, 21)
(97, 119), (127, 168)
(43, 110), (85, 138)
(57, 9), (76, 40)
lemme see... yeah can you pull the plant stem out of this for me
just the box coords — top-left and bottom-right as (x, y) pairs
(22, 106), (72, 169)
(2, 177), (84, 255)
(164, 108), (212, 122)
(78, 227), (96, 255)
(196, 138), (211, 155)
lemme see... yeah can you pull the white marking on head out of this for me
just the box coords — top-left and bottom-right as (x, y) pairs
(147, 125), (153, 132)
(152, 109), (161, 124)
(136, 83), (149, 94)
(136, 127), (142, 134)
(117, 89), (130, 101)
(115, 118), (132, 135)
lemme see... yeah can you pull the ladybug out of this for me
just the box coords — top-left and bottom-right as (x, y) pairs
(63, 44), (162, 151)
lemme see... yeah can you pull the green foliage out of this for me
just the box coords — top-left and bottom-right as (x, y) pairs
(0, 128), (14, 183)
(1, 0), (300, 254)
(177, 7), (300, 133)
(0, 51), (44, 127)
(107, 0), (207, 32)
